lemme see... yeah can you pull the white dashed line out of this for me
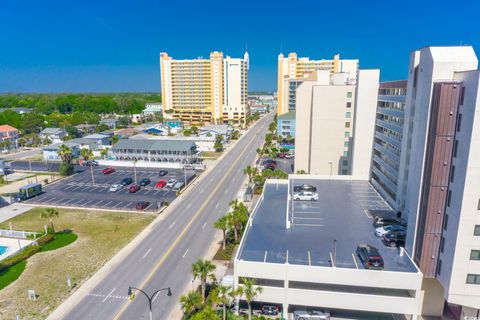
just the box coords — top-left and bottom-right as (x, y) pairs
(168, 222), (176, 229)
(142, 248), (152, 259)
(202, 222), (207, 229)
(215, 203), (220, 209)
(182, 249), (189, 258)
(187, 203), (192, 209)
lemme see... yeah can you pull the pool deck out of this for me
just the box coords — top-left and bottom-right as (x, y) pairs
(0, 237), (33, 261)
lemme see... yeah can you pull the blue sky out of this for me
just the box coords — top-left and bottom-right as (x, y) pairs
(1, 0), (479, 93)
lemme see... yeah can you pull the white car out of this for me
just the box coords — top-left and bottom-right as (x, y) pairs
(109, 184), (123, 192)
(293, 191), (318, 201)
(166, 179), (177, 188)
(285, 153), (294, 159)
(375, 224), (406, 237)
(293, 310), (330, 320)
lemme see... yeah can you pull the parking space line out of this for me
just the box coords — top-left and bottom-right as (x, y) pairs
(123, 202), (133, 209)
(94, 200), (103, 206)
(103, 200), (112, 207)
(112, 201), (123, 209)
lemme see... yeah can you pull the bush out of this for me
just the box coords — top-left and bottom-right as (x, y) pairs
(36, 233), (54, 246)
(59, 163), (74, 176)
(0, 244), (40, 272)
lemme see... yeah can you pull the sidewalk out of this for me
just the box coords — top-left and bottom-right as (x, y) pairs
(0, 202), (35, 223)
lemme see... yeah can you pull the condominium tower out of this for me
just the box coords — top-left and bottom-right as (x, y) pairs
(399, 46), (480, 318)
(277, 52), (359, 115)
(160, 51), (249, 126)
(294, 69), (379, 178)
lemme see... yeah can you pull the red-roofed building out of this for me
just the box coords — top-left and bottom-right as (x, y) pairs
(0, 125), (19, 149)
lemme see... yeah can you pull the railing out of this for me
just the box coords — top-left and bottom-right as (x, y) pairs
(0, 229), (40, 239)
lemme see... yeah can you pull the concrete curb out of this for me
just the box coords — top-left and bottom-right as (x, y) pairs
(47, 119), (260, 320)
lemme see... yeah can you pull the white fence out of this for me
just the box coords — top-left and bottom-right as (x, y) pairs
(0, 229), (39, 239)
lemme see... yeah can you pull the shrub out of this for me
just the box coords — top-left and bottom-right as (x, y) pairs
(59, 163), (74, 176)
(0, 244), (40, 272)
(36, 233), (54, 246)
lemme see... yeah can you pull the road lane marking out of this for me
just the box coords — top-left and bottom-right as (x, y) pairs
(215, 203), (220, 209)
(202, 222), (207, 229)
(187, 203), (192, 209)
(168, 222), (175, 229)
(112, 114), (267, 320)
(142, 248), (152, 259)
(102, 288), (116, 303)
(199, 189), (204, 194)
(182, 249), (189, 258)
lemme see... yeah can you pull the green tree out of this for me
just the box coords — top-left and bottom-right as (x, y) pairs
(111, 135), (119, 145)
(192, 259), (216, 303)
(58, 144), (74, 176)
(18, 138), (26, 148)
(183, 129), (192, 137)
(214, 135), (223, 152)
(179, 290), (202, 316)
(214, 215), (229, 250)
(228, 200), (248, 242)
(100, 148), (109, 159)
(268, 121), (276, 133)
(190, 305), (220, 320)
(81, 148), (94, 161)
(190, 125), (199, 135)
(243, 166), (256, 183)
(238, 278), (263, 320)
(41, 208), (59, 236)
(210, 285), (232, 320)
(95, 123), (110, 133)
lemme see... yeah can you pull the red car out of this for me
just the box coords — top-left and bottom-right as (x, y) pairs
(278, 153), (287, 158)
(156, 180), (167, 188)
(101, 167), (116, 174)
(129, 184), (141, 193)
(136, 201), (150, 210)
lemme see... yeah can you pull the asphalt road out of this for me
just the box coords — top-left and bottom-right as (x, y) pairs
(56, 113), (274, 320)
(10, 160), (61, 172)
(24, 167), (194, 212)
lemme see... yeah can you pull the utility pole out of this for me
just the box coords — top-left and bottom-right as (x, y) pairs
(90, 164), (95, 186)
(133, 160), (138, 184)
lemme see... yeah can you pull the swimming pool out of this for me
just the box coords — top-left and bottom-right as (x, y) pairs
(0, 245), (7, 255)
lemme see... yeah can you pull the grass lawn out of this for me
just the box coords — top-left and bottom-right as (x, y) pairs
(0, 261), (27, 291)
(40, 232), (78, 252)
(200, 151), (223, 159)
(0, 208), (155, 320)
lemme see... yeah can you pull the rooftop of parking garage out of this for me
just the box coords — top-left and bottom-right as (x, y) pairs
(237, 176), (419, 273)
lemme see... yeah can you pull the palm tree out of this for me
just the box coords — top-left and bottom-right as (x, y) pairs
(179, 290), (202, 316)
(211, 285), (232, 320)
(191, 259), (216, 303)
(41, 208), (60, 236)
(58, 144), (72, 165)
(228, 208), (248, 242)
(214, 215), (229, 250)
(243, 166), (256, 183)
(239, 278), (263, 320)
(81, 148), (94, 162)
(100, 148), (109, 160)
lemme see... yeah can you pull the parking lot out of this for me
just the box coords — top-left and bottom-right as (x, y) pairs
(24, 166), (196, 212)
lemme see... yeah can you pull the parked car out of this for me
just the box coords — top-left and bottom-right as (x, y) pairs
(293, 309), (331, 320)
(261, 305), (279, 316)
(172, 181), (184, 191)
(120, 177), (133, 186)
(101, 167), (116, 174)
(356, 244), (384, 270)
(382, 231), (406, 247)
(278, 153), (287, 158)
(293, 191), (318, 201)
(109, 184), (123, 192)
(158, 170), (168, 176)
(375, 224), (406, 237)
(285, 153), (294, 159)
(373, 217), (407, 228)
(293, 184), (317, 192)
(136, 201), (150, 210)
(129, 184), (141, 193)
(166, 179), (177, 188)
(263, 163), (276, 171)
(139, 178), (151, 186)
(156, 180), (167, 188)
(82, 160), (98, 166)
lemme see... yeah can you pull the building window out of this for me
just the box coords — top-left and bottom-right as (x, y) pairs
(450, 165), (455, 183)
(456, 114), (462, 132)
(346, 102), (352, 108)
(343, 151), (348, 157)
(466, 274), (480, 285)
(478, 198), (480, 211)
(470, 250), (480, 260)
(460, 86), (465, 105)
(347, 92), (352, 98)
(345, 122), (350, 128)
(437, 259), (442, 275)
(344, 141), (349, 147)
(447, 190), (452, 207)
(345, 112), (351, 118)
(341, 169), (348, 175)
(440, 237), (445, 253)
(342, 160), (348, 166)
(475, 225), (480, 236)
(344, 132), (350, 138)
(444, 214), (449, 231)
(453, 140), (458, 158)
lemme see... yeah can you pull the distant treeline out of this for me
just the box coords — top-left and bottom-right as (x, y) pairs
(0, 93), (161, 115)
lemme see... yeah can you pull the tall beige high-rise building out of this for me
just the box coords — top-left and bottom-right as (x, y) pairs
(277, 52), (359, 115)
(160, 51), (249, 126)
(294, 69), (379, 178)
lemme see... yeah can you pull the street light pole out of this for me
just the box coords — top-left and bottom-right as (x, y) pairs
(90, 164), (95, 186)
(128, 286), (172, 320)
(133, 160), (138, 184)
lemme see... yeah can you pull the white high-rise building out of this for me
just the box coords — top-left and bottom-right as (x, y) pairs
(398, 46), (480, 318)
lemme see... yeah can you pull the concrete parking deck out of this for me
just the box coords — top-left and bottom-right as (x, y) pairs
(238, 178), (418, 273)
